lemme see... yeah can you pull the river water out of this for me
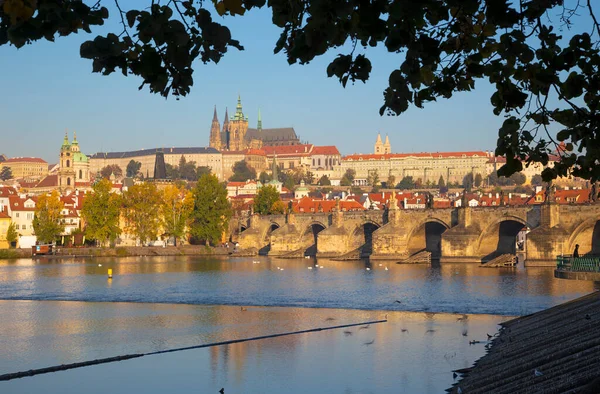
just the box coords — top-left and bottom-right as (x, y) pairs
(0, 256), (596, 393)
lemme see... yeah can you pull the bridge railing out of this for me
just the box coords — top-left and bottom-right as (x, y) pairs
(556, 255), (600, 273)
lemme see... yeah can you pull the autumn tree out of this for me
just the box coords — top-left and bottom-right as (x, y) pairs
(259, 171), (271, 184)
(367, 170), (380, 187)
(6, 221), (18, 247)
(0, 166), (12, 181)
(474, 173), (483, 188)
(161, 184), (194, 246)
(126, 160), (142, 178)
(33, 191), (65, 244)
(81, 178), (122, 246)
(271, 200), (286, 214)
(189, 173), (231, 245)
(122, 182), (161, 245)
(386, 174), (396, 188)
(438, 175), (446, 188)
(100, 164), (123, 179)
(253, 185), (282, 215)
(340, 169), (356, 186)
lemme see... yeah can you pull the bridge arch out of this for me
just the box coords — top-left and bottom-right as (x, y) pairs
(350, 221), (381, 257)
(406, 218), (451, 259)
(476, 215), (531, 261)
(566, 217), (600, 256)
(300, 221), (328, 256)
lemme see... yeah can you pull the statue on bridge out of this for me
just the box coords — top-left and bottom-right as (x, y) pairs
(499, 190), (505, 206)
(461, 189), (468, 208)
(545, 182), (556, 203)
(425, 192), (434, 209)
(590, 182), (598, 203)
(287, 200), (294, 214)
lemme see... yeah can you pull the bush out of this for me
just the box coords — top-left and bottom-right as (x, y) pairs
(0, 249), (20, 259)
(116, 247), (129, 257)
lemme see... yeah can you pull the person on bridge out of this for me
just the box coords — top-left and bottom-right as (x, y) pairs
(573, 244), (580, 258)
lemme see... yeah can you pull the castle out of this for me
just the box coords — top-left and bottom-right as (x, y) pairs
(210, 96), (301, 151)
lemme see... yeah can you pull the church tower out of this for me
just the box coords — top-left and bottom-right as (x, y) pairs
(374, 133), (384, 154)
(209, 106), (221, 150)
(222, 108), (229, 150)
(229, 95), (249, 151)
(58, 132), (76, 193)
(383, 134), (391, 154)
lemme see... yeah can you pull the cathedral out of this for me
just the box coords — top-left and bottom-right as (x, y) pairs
(210, 96), (301, 151)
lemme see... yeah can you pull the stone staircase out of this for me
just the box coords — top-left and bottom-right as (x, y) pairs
(480, 253), (517, 267)
(398, 250), (432, 264)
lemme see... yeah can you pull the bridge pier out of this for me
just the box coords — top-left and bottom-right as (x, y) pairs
(371, 196), (410, 260)
(524, 203), (566, 266)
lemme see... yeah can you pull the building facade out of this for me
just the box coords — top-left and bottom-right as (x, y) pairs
(340, 135), (488, 185)
(1, 157), (47, 179)
(89, 147), (223, 180)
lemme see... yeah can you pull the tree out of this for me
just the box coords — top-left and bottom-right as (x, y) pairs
(474, 174), (483, 188)
(33, 191), (65, 244)
(386, 174), (396, 189)
(196, 166), (211, 179)
(165, 163), (180, 180)
(177, 156), (200, 181)
(81, 179), (122, 246)
(126, 160), (142, 178)
(367, 170), (380, 187)
(259, 171), (271, 184)
(6, 221), (18, 247)
(318, 175), (331, 186)
(229, 160), (257, 182)
(531, 174), (544, 186)
(100, 164), (123, 179)
(510, 172), (527, 186)
(189, 174), (231, 245)
(438, 175), (445, 188)
(271, 200), (286, 214)
(0, 166), (12, 181)
(161, 184), (194, 246)
(344, 169), (356, 183)
(397, 176), (415, 190)
(122, 182), (161, 245)
(253, 185), (282, 215)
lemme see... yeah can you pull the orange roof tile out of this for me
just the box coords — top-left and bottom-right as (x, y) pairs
(4, 157), (47, 164)
(263, 144), (314, 156)
(343, 151), (488, 160)
(312, 146), (340, 155)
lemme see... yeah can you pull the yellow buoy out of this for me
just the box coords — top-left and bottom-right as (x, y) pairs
(108, 268), (113, 279)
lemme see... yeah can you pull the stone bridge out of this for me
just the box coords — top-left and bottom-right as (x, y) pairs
(233, 198), (600, 266)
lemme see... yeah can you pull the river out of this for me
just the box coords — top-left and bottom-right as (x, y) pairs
(0, 256), (596, 393)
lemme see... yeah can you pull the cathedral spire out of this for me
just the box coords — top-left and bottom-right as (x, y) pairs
(257, 108), (262, 131)
(213, 105), (219, 122)
(209, 105), (222, 149)
(235, 94), (244, 121)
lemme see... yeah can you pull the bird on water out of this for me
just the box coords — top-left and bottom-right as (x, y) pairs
(219, 388), (225, 394)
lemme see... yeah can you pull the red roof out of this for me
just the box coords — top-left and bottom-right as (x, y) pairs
(263, 144), (314, 156)
(8, 196), (37, 211)
(293, 197), (365, 213)
(527, 189), (590, 205)
(0, 187), (17, 197)
(343, 151), (488, 160)
(0, 211), (10, 219)
(4, 157), (47, 164)
(311, 146), (340, 155)
(35, 175), (58, 188)
(245, 148), (266, 156)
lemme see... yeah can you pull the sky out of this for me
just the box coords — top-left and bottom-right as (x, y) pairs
(0, 3), (536, 163)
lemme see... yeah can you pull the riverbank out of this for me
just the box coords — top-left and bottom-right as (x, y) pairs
(1, 245), (231, 259)
(449, 290), (600, 393)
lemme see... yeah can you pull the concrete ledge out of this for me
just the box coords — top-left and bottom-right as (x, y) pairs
(439, 256), (481, 263)
(524, 260), (556, 267)
(554, 269), (600, 281)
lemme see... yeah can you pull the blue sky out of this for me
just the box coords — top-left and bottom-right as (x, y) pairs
(1, 4), (514, 163)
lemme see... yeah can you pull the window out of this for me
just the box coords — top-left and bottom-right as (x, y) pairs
(66, 160), (70, 167)
(15, 213), (19, 218)
(27, 213), (33, 220)
(79, 170), (82, 179)
(67, 178), (71, 186)
(22, 224), (26, 230)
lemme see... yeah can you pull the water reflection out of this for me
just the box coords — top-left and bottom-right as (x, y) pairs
(0, 256), (596, 315)
(0, 300), (512, 394)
